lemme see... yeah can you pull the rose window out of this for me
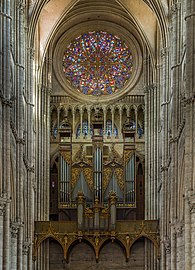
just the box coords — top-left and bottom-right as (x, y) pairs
(63, 31), (133, 96)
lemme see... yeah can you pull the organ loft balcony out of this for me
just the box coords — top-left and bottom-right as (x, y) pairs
(34, 192), (159, 262)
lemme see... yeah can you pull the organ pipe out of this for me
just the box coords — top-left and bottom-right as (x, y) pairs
(94, 147), (102, 202)
(60, 156), (70, 203)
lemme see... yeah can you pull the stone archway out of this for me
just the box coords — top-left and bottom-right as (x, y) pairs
(49, 238), (65, 270)
(65, 241), (96, 270)
(129, 237), (145, 269)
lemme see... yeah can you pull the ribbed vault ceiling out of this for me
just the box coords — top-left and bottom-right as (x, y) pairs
(29, 0), (169, 62)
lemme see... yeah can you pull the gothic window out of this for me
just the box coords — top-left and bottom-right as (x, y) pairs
(63, 31), (133, 96)
(137, 107), (144, 138)
(105, 120), (118, 137)
(129, 108), (136, 130)
(106, 120), (112, 136)
(53, 124), (58, 139)
(51, 107), (58, 139)
(129, 121), (136, 130)
(76, 120), (92, 138)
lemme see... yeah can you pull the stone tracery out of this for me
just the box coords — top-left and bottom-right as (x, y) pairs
(63, 31), (133, 96)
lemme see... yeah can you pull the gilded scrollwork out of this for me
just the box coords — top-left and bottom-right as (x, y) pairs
(124, 150), (134, 165)
(34, 220), (159, 262)
(83, 167), (93, 190)
(71, 168), (80, 188)
(73, 144), (87, 163)
(103, 167), (113, 191)
(115, 167), (125, 191)
(84, 207), (93, 218)
(61, 151), (71, 165)
(73, 144), (92, 166)
(104, 144), (123, 165)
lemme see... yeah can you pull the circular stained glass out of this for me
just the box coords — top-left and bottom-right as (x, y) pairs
(63, 31), (133, 96)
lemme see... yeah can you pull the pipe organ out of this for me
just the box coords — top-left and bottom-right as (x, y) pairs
(50, 97), (145, 223)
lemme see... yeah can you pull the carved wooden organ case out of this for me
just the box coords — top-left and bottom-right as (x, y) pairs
(50, 107), (145, 221)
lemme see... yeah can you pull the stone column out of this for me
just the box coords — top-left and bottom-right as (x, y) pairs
(185, 0), (195, 268)
(175, 222), (184, 269)
(57, 108), (60, 128)
(26, 46), (35, 270)
(190, 200), (195, 268)
(22, 243), (29, 270)
(103, 108), (106, 136)
(10, 223), (19, 270)
(170, 4), (182, 270)
(72, 109), (75, 138)
(17, 224), (24, 270)
(80, 108), (83, 136)
(144, 86), (149, 220)
(3, 200), (11, 270)
(0, 196), (6, 268)
(119, 107), (122, 137)
(160, 47), (170, 270)
(170, 225), (176, 270)
(1, 1), (12, 269)
(164, 237), (171, 270)
(87, 107), (91, 138)
(111, 108), (114, 136)
(135, 107), (138, 135)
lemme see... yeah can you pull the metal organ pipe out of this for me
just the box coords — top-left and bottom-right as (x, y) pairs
(60, 156), (62, 202)
(100, 148), (102, 203)
(94, 147), (102, 202)
(125, 155), (135, 203)
(60, 156), (70, 203)
(65, 161), (67, 202)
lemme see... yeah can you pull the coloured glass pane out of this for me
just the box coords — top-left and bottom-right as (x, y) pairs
(63, 31), (133, 96)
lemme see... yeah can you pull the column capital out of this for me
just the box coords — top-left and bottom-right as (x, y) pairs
(164, 237), (171, 254)
(111, 107), (115, 114)
(32, 180), (37, 191)
(0, 194), (8, 216)
(10, 222), (19, 238)
(144, 84), (157, 94)
(102, 106), (107, 112)
(17, 1), (26, 13)
(143, 56), (150, 66)
(46, 56), (52, 65)
(48, 87), (52, 95)
(175, 222), (184, 238)
(188, 195), (195, 213)
(27, 47), (35, 60)
(79, 106), (83, 114)
(87, 106), (91, 113)
(161, 47), (169, 58)
(171, 2), (181, 16)
(189, 202), (195, 214)
(22, 242), (30, 256)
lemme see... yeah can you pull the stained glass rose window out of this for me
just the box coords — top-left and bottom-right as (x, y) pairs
(63, 31), (133, 96)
